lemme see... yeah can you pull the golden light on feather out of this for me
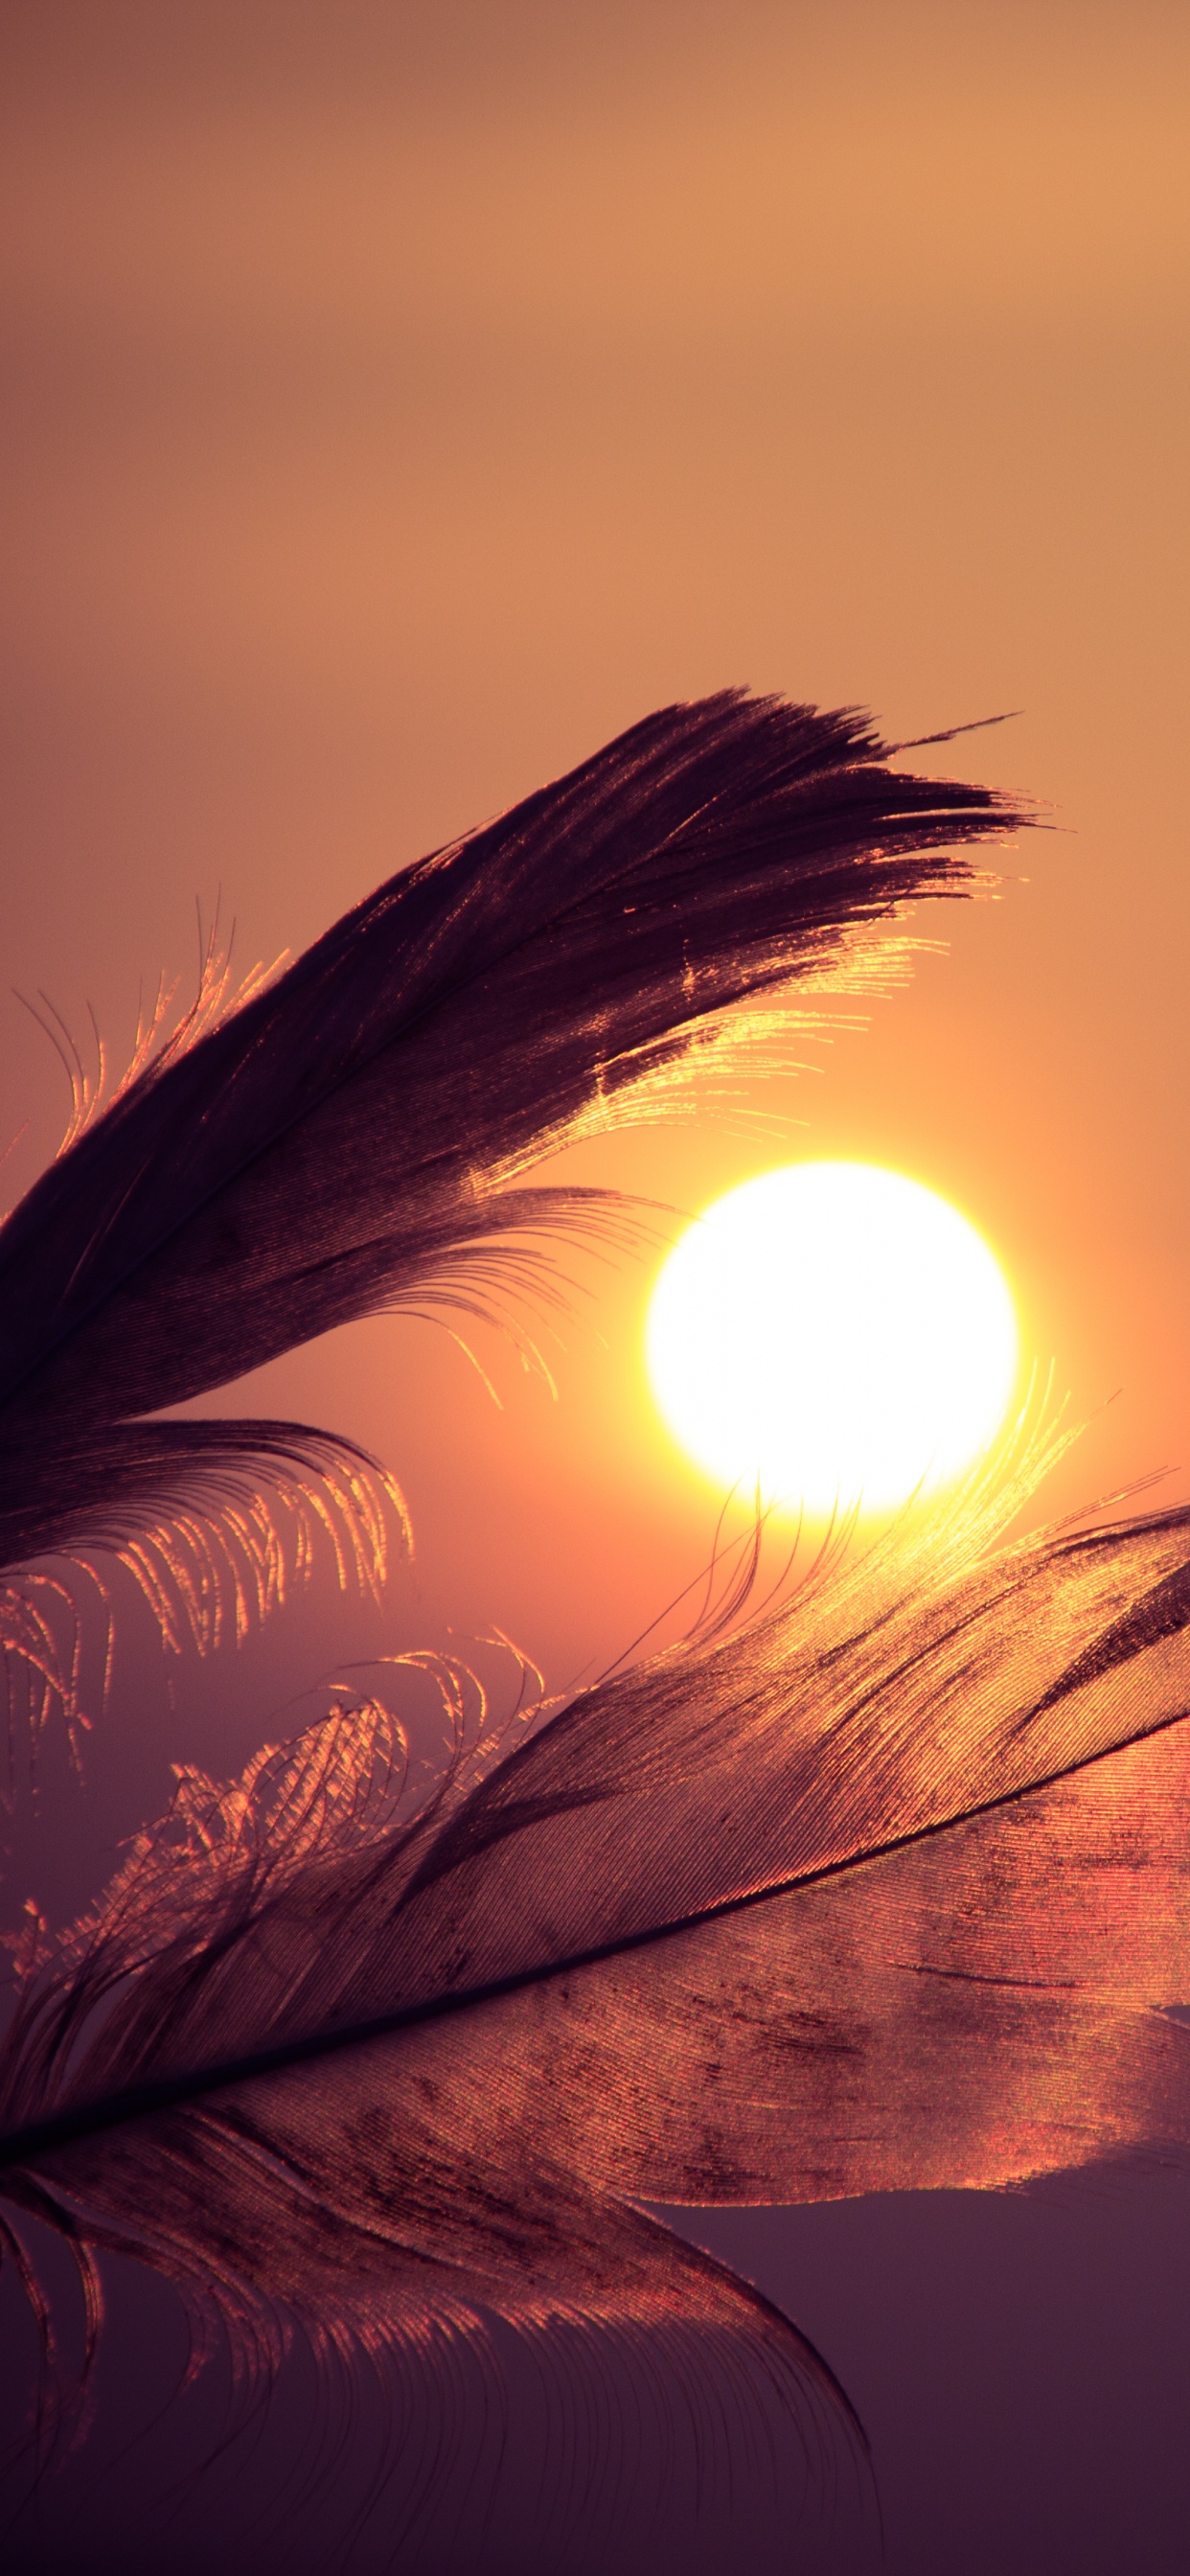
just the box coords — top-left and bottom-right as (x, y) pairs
(647, 1162), (1018, 1519)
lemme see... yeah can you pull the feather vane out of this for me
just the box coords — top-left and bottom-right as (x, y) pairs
(5, 1494), (1190, 2403)
(0, 694), (1016, 1583)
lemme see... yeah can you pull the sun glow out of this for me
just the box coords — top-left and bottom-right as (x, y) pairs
(646, 1162), (1018, 1519)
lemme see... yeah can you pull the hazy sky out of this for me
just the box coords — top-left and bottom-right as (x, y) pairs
(2, 5), (1189, 2567)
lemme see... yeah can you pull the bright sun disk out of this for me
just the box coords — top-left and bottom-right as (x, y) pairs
(646, 1161), (1018, 1518)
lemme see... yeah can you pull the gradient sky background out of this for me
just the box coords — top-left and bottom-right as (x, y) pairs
(2, 4), (1189, 2569)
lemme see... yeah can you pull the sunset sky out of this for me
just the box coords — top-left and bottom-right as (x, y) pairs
(2, 5), (1189, 2568)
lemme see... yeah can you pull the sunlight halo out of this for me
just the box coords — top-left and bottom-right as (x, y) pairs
(646, 1161), (1018, 1519)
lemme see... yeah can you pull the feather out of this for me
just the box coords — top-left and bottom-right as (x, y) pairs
(5, 1471), (1190, 2519)
(0, 691), (1017, 1596)
(13, 690), (1179, 2548)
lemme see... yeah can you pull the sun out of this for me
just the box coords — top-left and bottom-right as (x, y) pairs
(646, 1161), (1018, 1519)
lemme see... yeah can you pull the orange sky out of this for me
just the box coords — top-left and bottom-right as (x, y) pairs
(2, 0), (1188, 1706)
